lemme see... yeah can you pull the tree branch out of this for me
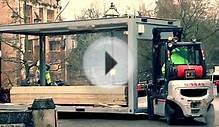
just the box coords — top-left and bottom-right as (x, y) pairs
(200, 27), (219, 41)
(2, 56), (25, 64)
(54, 0), (70, 21)
(1, 38), (24, 55)
(4, 0), (24, 20)
(2, 72), (14, 87)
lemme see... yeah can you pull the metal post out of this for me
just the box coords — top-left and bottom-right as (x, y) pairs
(110, 32), (115, 85)
(23, 0), (30, 82)
(39, 35), (46, 86)
(0, 33), (2, 87)
(128, 16), (138, 113)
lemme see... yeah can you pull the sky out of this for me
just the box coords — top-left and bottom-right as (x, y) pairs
(60, 0), (156, 21)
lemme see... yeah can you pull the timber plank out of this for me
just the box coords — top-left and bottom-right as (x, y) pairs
(11, 86), (125, 94)
(10, 86), (127, 106)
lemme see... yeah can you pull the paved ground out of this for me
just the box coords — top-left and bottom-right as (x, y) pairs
(58, 98), (219, 127)
(58, 114), (213, 127)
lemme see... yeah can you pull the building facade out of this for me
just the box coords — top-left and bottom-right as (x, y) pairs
(0, 0), (65, 87)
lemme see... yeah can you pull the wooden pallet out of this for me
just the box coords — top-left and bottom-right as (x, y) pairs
(10, 86), (127, 106)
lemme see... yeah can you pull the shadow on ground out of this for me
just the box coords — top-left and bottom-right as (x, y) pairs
(58, 112), (147, 120)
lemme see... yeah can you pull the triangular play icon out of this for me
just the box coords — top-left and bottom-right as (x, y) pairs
(105, 52), (117, 75)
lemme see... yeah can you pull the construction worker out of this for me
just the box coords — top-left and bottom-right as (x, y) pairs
(170, 47), (188, 65)
(36, 61), (52, 85)
(162, 37), (188, 76)
(45, 65), (52, 85)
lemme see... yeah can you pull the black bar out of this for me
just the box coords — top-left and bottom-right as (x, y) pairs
(0, 33), (2, 88)
(39, 35), (46, 86)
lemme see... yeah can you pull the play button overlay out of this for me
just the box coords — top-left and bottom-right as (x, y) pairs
(105, 52), (117, 75)
(83, 37), (134, 86)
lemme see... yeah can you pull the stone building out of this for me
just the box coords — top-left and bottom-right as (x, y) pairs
(0, 0), (64, 87)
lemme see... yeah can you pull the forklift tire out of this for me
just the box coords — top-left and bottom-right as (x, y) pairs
(165, 103), (176, 125)
(204, 104), (215, 126)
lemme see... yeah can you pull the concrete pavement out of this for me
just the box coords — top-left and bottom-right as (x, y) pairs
(58, 97), (219, 127)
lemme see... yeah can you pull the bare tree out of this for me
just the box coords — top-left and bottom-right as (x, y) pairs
(65, 4), (102, 85)
(75, 3), (102, 19)
(1, 0), (32, 87)
(138, 3), (155, 17)
(0, 35), (37, 86)
(2, 0), (24, 20)
(155, 0), (219, 66)
(155, 0), (212, 40)
(54, 0), (70, 21)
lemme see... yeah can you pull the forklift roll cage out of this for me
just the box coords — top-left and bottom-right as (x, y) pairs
(151, 27), (206, 92)
(152, 27), (183, 84)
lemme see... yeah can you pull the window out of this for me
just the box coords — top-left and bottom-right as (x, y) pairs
(25, 5), (32, 23)
(39, 8), (43, 22)
(49, 41), (60, 63)
(49, 52), (61, 63)
(49, 41), (60, 51)
(170, 45), (201, 65)
(137, 39), (152, 81)
(27, 39), (33, 52)
(47, 9), (54, 22)
(26, 39), (33, 61)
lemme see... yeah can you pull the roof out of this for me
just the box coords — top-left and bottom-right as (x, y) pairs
(0, 16), (180, 36)
(0, 17), (128, 36)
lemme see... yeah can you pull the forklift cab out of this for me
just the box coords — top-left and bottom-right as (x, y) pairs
(164, 42), (206, 80)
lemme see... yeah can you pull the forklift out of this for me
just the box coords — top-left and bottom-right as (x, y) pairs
(147, 27), (215, 125)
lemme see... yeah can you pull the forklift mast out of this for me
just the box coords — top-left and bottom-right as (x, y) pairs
(152, 27), (183, 85)
(148, 27), (183, 119)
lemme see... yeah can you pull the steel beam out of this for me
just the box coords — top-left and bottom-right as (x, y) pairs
(39, 35), (46, 86)
(0, 17), (128, 35)
(0, 33), (2, 88)
(128, 16), (138, 113)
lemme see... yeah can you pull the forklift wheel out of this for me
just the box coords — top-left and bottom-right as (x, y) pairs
(204, 104), (215, 126)
(165, 103), (176, 125)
